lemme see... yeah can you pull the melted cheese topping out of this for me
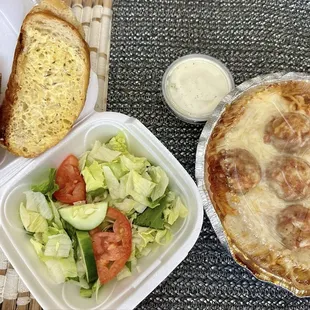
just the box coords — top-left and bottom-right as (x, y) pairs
(216, 88), (310, 269)
(217, 91), (288, 165)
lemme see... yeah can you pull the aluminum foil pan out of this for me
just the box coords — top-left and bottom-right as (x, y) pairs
(195, 71), (310, 296)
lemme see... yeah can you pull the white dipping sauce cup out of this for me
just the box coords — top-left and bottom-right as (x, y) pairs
(162, 54), (234, 123)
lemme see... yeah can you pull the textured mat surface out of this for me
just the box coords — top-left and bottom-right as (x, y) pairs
(107, 0), (310, 309)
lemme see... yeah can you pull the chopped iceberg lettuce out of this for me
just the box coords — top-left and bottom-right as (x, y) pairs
(125, 170), (156, 207)
(102, 166), (122, 200)
(106, 132), (128, 153)
(132, 226), (172, 259)
(44, 234), (72, 257)
(49, 199), (63, 229)
(44, 250), (77, 284)
(113, 198), (147, 214)
(24, 191), (53, 220)
(116, 265), (131, 280)
(22, 131), (188, 298)
(120, 154), (149, 174)
(148, 166), (169, 202)
(20, 191), (77, 285)
(20, 202), (48, 233)
(81, 161), (106, 192)
(163, 196), (188, 225)
(79, 151), (90, 171)
(89, 142), (121, 163)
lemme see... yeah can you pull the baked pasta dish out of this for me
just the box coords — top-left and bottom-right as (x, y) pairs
(205, 81), (310, 296)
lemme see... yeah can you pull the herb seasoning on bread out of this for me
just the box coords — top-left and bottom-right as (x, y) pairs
(0, 0), (90, 158)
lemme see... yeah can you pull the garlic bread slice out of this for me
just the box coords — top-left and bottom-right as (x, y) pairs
(0, 11), (90, 157)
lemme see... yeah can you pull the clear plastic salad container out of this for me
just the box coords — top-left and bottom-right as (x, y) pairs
(0, 1), (204, 309)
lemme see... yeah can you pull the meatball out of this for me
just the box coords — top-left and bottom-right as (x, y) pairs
(217, 148), (262, 194)
(266, 156), (310, 201)
(264, 112), (310, 153)
(277, 205), (310, 249)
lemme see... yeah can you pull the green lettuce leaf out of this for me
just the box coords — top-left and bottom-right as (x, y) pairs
(86, 188), (108, 203)
(24, 191), (53, 220)
(154, 228), (172, 245)
(81, 161), (106, 192)
(39, 226), (63, 244)
(80, 287), (93, 298)
(119, 173), (129, 199)
(130, 169), (156, 199)
(125, 261), (132, 272)
(106, 132), (128, 153)
(20, 203), (48, 233)
(68, 276), (90, 290)
(63, 221), (78, 260)
(148, 166), (169, 202)
(116, 265), (131, 280)
(89, 141), (122, 163)
(141, 171), (152, 181)
(92, 279), (102, 301)
(126, 170), (156, 206)
(113, 198), (135, 213)
(31, 168), (59, 198)
(44, 250), (77, 284)
(163, 196), (188, 225)
(79, 151), (90, 171)
(30, 238), (44, 256)
(134, 194), (175, 229)
(120, 155), (149, 174)
(113, 198), (147, 214)
(132, 202), (147, 213)
(104, 160), (128, 180)
(49, 199), (63, 229)
(132, 226), (172, 259)
(102, 166), (125, 200)
(31, 232), (77, 284)
(80, 278), (102, 299)
(44, 233), (72, 258)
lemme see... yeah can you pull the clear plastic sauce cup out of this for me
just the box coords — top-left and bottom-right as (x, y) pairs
(162, 54), (235, 123)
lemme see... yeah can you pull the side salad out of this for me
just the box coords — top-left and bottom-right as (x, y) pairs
(19, 132), (188, 298)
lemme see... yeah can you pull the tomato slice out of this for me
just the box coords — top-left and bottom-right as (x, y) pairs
(90, 207), (132, 284)
(54, 155), (86, 204)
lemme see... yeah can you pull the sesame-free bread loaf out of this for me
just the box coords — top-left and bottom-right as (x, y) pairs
(0, 0), (90, 158)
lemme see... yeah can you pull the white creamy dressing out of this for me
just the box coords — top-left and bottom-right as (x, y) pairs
(165, 58), (232, 119)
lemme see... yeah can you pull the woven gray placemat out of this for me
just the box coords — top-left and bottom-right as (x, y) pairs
(108, 0), (310, 309)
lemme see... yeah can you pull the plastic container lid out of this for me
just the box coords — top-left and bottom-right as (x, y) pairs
(162, 54), (234, 123)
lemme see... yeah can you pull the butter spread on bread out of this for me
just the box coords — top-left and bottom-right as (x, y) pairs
(0, 0), (90, 158)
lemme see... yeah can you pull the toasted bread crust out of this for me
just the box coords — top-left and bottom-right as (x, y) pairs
(31, 0), (85, 38)
(0, 33), (23, 150)
(0, 10), (90, 157)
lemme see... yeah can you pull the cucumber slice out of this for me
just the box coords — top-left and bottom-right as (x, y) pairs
(59, 202), (108, 230)
(76, 231), (98, 283)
